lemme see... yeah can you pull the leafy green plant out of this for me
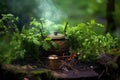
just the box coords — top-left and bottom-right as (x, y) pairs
(0, 14), (50, 63)
(66, 20), (118, 62)
(0, 14), (118, 64)
(29, 18), (58, 50)
(19, 26), (57, 61)
(0, 14), (22, 64)
(0, 16), (59, 64)
(12, 18), (61, 62)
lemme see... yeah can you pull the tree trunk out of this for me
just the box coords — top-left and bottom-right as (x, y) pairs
(106, 0), (116, 33)
(0, 0), (8, 18)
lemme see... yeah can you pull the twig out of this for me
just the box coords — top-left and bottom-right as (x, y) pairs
(40, 20), (44, 39)
(59, 60), (79, 72)
(98, 70), (105, 79)
(64, 22), (68, 36)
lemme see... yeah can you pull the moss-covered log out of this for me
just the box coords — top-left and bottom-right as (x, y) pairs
(0, 64), (56, 80)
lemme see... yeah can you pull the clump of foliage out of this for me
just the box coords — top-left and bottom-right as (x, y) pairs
(19, 19), (57, 62)
(0, 14), (22, 64)
(0, 14), (57, 64)
(0, 14), (119, 64)
(66, 20), (118, 62)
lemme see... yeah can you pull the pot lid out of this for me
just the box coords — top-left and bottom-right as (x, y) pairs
(48, 55), (58, 59)
(47, 32), (65, 39)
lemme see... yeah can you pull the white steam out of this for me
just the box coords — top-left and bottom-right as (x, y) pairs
(35, 0), (67, 34)
(37, 0), (66, 22)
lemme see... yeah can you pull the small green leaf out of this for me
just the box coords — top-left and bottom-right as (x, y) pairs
(90, 19), (95, 24)
(44, 37), (52, 41)
(33, 39), (40, 45)
(42, 41), (51, 50)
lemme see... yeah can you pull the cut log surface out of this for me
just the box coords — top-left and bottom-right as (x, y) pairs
(52, 69), (98, 79)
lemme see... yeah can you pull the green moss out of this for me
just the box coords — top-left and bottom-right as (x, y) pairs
(31, 69), (50, 75)
(0, 64), (56, 80)
(31, 69), (56, 80)
(107, 61), (119, 69)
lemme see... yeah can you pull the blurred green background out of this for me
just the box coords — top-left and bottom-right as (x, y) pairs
(0, 0), (120, 37)
(0, 0), (120, 25)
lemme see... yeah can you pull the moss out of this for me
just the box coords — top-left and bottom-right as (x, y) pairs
(107, 61), (119, 69)
(0, 64), (56, 80)
(31, 69), (50, 74)
(31, 69), (56, 80)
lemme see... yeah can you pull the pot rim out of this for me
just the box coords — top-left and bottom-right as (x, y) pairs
(47, 33), (65, 39)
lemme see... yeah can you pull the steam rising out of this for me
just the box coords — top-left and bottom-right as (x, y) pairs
(37, 0), (66, 22)
(6, 0), (67, 33)
(7, 0), (66, 23)
(36, 0), (67, 34)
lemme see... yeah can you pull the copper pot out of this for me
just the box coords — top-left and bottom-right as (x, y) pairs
(48, 55), (59, 69)
(47, 32), (69, 56)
